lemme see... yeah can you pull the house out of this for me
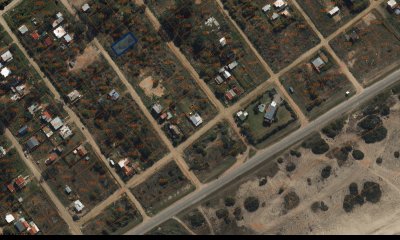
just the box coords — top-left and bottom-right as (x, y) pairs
(160, 111), (173, 121)
(108, 89), (120, 101)
(345, 30), (359, 43)
(42, 126), (54, 138)
(264, 101), (277, 123)
(0, 146), (6, 158)
(30, 32), (40, 40)
(14, 218), (29, 233)
(26, 137), (40, 152)
(258, 103), (267, 113)
(219, 37), (227, 47)
(53, 26), (66, 39)
(118, 158), (134, 177)
(59, 125), (73, 140)
(387, 0), (399, 11)
(76, 145), (88, 158)
(65, 185), (72, 195)
(311, 57), (326, 73)
(28, 103), (40, 115)
(14, 176), (26, 189)
(44, 37), (53, 47)
(215, 75), (224, 85)
(56, 12), (63, 19)
(227, 61), (238, 70)
(273, 0), (287, 11)
(64, 34), (72, 43)
(222, 70), (232, 79)
(67, 90), (82, 102)
(18, 125), (28, 136)
(328, 6), (340, 17)
(151, 103), (163, 115)
(31, 18), (38, 26)
(82, 3), (90, 12)
(40, 111), (53, 123)
(73, 200), (85, 213)
(262, 4), (272, 13)
(7, 184), (15, 193)
(50, 117), (63, 131)
(270, 12), (280, 21)
(28, 221), (40, 235)
(1, 50), (13, 62)
(1, 67), (11, 78)
(15, 84), (26, 95)
(205, 17), (220, 29)
(18, 25), (28, 35)
(281, 9), (291, 17)
(52, 16), (64, 28)
(236, 110), (248, 122)
(45, 153), (58, 165)
(5, 214), (15, 224)
(225, 89), (237, 101)
(189, 113), (203, 127)
(167, 124), (183, 139)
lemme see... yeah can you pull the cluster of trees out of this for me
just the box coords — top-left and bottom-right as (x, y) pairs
(322, 118), (346, 139)
(302, 133), (330, 155)
(357, 114), (387, 144)
(343, 181), (382, 212)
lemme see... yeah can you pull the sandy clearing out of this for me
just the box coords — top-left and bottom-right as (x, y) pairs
(69, 45), (100, 73)
(139, 76), (165, 98)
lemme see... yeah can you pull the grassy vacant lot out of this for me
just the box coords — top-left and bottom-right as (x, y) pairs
(330, 10), (400, 86)
(42, 143), (118, 212)
(0, 140), (70, 235)
(378, 1), (400, 38)
(237, 87), (299, 149)
(221, 0), (320, 72)
(297, 0), (370, 36)
(5, 0), (168, 173)
(280, 48), (355, 119)
(130, 161), (195, 216)
(177, 208), (211, 235)
(147, 0), (270, 105)
(146, 219), (190, 235)
(82, 195), (142, 235)
(184, 122), (246, 183)
(79, 0), (217, 145)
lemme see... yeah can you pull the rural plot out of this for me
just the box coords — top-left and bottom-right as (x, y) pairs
(82, 194), (143, 235)
(130, 161), (195, 216)
(235, 86), (299, 149)
(280, 48), (355, 119)
(42, 143), (119, 215)
(147, 0), (270, 105)
(184, 122), (247, 183)
(0, 139), (70, 235)
(297, 0), (370, 36)
(146, 219), (190, 235)
(222, 0), (320, 72)
(5, 0), (168, 178)
(330, 10), (400, 86)
(79, 0), (217, 146)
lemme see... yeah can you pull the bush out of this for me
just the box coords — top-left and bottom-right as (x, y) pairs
(244, 196), (260, 212)
(357, 115), (382, 131)
(283, 191), (300, 211)
(349, 183), (359, 196)
(322, 118), (345, 139)
(286, 162), (296, 172)
(224, 197), (236, 207)
(189, 211), (205, 228)
(352, 150), (364, 160)
(362, 126), (387, 144)
(394, 152), (400, 159)
(376, 157), (383, 165)
(233, 207), (242, 221)
(361, 182), (382, 204)
(215, 208), (229, 219)
(343, 194), (354, 213)
(290, 150), (301, 158)
(302, 133), (329, 155)
(321, 166), (332, 179)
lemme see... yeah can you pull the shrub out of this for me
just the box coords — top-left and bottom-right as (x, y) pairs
(215, 208), (229, 219)
(343, 194), (354, 213)
(322, 118), (345, 139)
(349, 183), (359, 196)
(233, 207), (242, 221)
(189, 211), (205, 228)
(224, 197), (236, 207)
(286, 162), (296, 172)
(352, 150), (364, 160)
(283, 191), (300, 211)
(394, 152), (400, 159)
(361, 182), (382, 204)
(302, 133), (329, 155)
(244, 197), (260, 212)
(290, 150), (301, 158)
(376, 157), (383, 165)
(321, 166), (332, 179)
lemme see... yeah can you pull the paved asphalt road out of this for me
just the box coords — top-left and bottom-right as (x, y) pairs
(126, 69), (400, 235)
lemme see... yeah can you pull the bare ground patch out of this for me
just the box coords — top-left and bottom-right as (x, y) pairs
(139, 76), (165, 98)
(69, 45), (100, 73)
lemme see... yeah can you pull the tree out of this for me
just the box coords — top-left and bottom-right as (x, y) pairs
(244, 196), (259, 212)
(352, 150), (364, 160)
(215, 208), (229, 219)
(321, 166), (332, 179)
(224, 197), (236, 207)
(283, 192), (300, 211)
(361, 182), (381, 203)
(188, 211), (205, 228)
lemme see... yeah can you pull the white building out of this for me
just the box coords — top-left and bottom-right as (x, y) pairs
(219, 37), (227, 47)
(64, 34), (72, 43)
(82, 3), (90, 12)
(262, 4), (271, 13)
(5, 214), (15, 223)
(1, 50), (13, 62)
(73, 200), (85, 212)
(1, 67), (11, 78)
(189, 113), (203, 127)
(53, 26), (66, 39)
(59, 125), (73, 139)
(328, 6), (340, 17)
(67, 90), (82, 102)
(18, 25), (28, 35)
(50, 117), (64, 131)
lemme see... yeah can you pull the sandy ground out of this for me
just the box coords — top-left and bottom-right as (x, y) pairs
(139, 76), (165, 97)
(69, 45), (100, 73)
(200, 96), (400, 235)
(68, 0), (87, 8)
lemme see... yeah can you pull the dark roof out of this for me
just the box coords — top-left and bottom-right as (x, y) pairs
(18, 126), (28, 136)
(264, 105), (277, 121)
(14, 221), (26, 232)
(26, 137), (39, 150)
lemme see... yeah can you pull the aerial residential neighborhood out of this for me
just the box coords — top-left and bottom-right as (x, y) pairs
(0, 0), (399, 236)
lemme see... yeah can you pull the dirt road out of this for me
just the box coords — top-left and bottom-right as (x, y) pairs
(4, 130), (83, 235)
